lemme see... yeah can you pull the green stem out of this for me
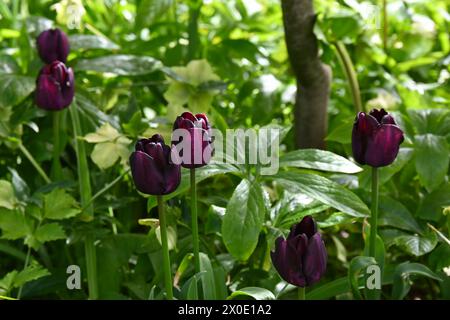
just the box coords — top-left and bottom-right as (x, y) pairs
(187, 0), (202, 60)
(51, 111), (63, 180)
(190, 168), (201, 275)
(369, 167), (379, 258)
(298, 287), (305, 300)
(17, 246), (31, 299)
(157, 196), (173, 300)
(18, 143), (51, 184)
(334, 41), (364, 113)
(69, 103), (98, 300)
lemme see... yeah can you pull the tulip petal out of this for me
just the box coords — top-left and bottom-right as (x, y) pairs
(369, 108), (387, 123)
(365, 124), (404, 167)
(352, 112), (379, 165)
(289, 215), (317, 239)
(37, 29), (70, 64)
(303, 233), (327, 286)
(381, 114), (396, 125)
(130, 151), (165, 195)
(271, 237), (306, 287)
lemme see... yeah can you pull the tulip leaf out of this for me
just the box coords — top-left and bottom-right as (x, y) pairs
(222, 179), (265, 261)
(43, 188), (81, 220)
(274, 172), (369, 217)
(199, 252), (217, 300)
(348, 256), (377, 300)
(0, 74), (35, 108)
(76, 54), (163, 76)
(391, 262), (442, 300)
(227, 287), (275, 300)
(414, 134), (449, 192)
(280, 149), (362, 173)
(68, 34), (120, 51)
(306, 277), (350, 300)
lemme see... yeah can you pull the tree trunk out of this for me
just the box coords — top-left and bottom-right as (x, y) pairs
(281, 0), (331, 149)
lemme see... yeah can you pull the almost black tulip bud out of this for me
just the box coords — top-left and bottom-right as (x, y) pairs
(130, 134), (181, 195)
(35, 61), (74, 111)
(271, 216), (327, 287)
(172, 112), (213, 169)
(352, 108), (404, 167)
(36, 28), (70, 64)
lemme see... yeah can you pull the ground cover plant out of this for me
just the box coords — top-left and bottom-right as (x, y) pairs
(0, 0), (449, 300)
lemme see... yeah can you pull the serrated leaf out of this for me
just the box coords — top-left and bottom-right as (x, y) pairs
(34, 223), (66, 243)
(0, 209), (31, 240)
(13, 265), (50, 288)
(0, 180), (17, 209)
(43, 189), (81, 220)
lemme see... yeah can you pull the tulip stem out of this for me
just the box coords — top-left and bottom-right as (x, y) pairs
(51, 111), (63, 180)
(69, 102), (98, 300)
(298, 287), (305, 300)
(190, 168), (201, 275)
(157, 195), (173, 300)
(18, 143), (51, 184)
(369, 167), (379, 258)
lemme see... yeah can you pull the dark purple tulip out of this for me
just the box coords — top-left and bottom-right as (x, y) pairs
(35, 61), (74, 111)
(352, 108), (404, 167)
(36, 28), (70, 64)
(130, 134), (181, 195)
(172, 112), (213, 169)
(271, 216), (327, 287)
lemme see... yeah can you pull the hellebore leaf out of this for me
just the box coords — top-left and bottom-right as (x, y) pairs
(414, 134), (449, 192)
(274, 172), (369, 217)
(227, 287), (275, 300)
(222, 179), (266, 261)
(280, 149), (362, 174)
(43, 188), (81, 220)
(392, 232), (438, 257)
(0, 74), (35, 108)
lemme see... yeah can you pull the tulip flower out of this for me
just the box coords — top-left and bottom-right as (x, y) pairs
(130, 134), (181, 195)
(271, 215), (327, 294)
(36, 28), (70, 64)
(352, 108), (404, 168)
(172, 112), (213, 168)
(35, 61), (74, 111)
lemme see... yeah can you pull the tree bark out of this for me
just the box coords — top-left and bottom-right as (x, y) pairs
(281, 0), (331, 149)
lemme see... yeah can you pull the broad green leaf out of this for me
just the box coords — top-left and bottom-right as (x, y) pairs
(414, 134), (449, 192)
(274, 172), (369, 217)
(0, 55), (20, 74)
(147, 163), (240, 209)
(77, 55), (163, 76)
(325, 118), (353, 144)
(34, 223), (66, 243)
(199, 253), (217, 300)
(84, 122), (122, 143)
(43, 188), (81, 220)
(0, 74), (35, 108)
(135, 0), (173, 29)
(0, 209), (31, 240)
(378, 196), (422, 234)
(407, 109), (450, 136)
(222, 179), (265, 261)
(391, 262), (442, 300)
(318, 212), (353, 228)
(307, 277), (349, 300)
(68, 34), (120, 51)
(348, 256), (377, 300)
(280, 149), (362, 173)
(227, 287), (275, 300)
(392, 232), (438, 257)
(0, 180), (17, 210)
(416, 182), (450, 221)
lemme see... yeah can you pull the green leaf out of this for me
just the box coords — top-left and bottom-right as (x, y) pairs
(0, 209), (31, 240)
(0, 74), (35, 108)
(392, 232), (438, 257)
(34, 223), (66, 243)
(68, 34), (120, 51)
(274, 172), (369, 217)
(135, 0), (173, 29)
(348, 256), (377, 300)
(76, 55), (163, 76)
(43, 188), (81, 220)
(378, 196), (422, 234)
(408, 109), (450, 136)
(416, 182), (450, 221)
(317, 212), (353, 228)
(199, 253), (217, 300)
(414, 134), (449, 192)
(13, 265), (50, 288)
(0, 180), (17, 210)
(0, 55), (20, 74)
(307, 277), (350, 300)
(391, 262), (442, 300)
(222, 179), (265, 261)
(227, 287), (275, 300)
(279, 149), (362, 173)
